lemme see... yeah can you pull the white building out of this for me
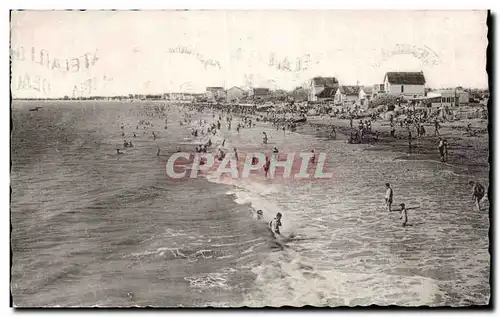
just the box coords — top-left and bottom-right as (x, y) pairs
(426, 88), (470, 107)
(248, 88), (270, 100)
(308, 77), (339, 102)
(383, 72), (426, 97)
(359, 86), (373, 108)
(372, 84), (386, 98)
(206, 87), (226, 101)
(335, 85), (362, 105)
(226, 86), (245, 102)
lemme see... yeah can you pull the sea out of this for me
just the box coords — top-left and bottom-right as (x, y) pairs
(10, 100), (490, 307)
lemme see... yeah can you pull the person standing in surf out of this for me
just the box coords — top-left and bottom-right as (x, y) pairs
(269, 213), (282, 235)
(469, 181), (486, 211)
(385, 183), (394, 212)
(399, 203), (408, 227)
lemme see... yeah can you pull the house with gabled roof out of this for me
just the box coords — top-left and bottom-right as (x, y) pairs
(383, 71), (426, 97)
(335, 85), (362, 105)
(359, 86), (373, 108)
(308, 77), (339, 102)
(206, 86), (226, 101)
(248, 88), (271, 100)
(226, 86), (245, 102)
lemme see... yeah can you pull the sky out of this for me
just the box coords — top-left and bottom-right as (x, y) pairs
(10, 10), (488, 98)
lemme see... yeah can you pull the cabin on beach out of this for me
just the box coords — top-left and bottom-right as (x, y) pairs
(308, 77), (339, 102)
(226, 86), (245, 102)
(383, 71), (426, 97)
(206, 87), (226, 102)
(335, 85), (362, 106)
(248, 88), (271, 101)
(426, 88), (470, 108)
(359, 86), (373, 108)
(372, 83), (386, 98)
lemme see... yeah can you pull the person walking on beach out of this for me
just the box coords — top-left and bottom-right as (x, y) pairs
(469, 181), (486, 211)
(399, 203), (408, 227)
(408, 129), (412, 152)
(419, 124), (426, 137)
(385, 183), (394, 212)
(263, 132), (268, 145)
(434, 119), (441, 136)
(438, 138), (449, 162)
(330, 126), (337, 139)
(269, 212), (283, 235)
(264, 156), (271, 178)
(390, 122), (396, 138)
(443, 139), (449, 162)
(233, 148), (239, 162)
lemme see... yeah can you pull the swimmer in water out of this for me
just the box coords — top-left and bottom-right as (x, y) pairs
(116, 149), (123, 154)
(133, 132), (136, 138)
(269, 212), (282, 235)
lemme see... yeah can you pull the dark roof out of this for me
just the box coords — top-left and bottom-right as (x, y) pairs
(339, 85), (361, 96)
(206, 87), (224, 91)
(252, 88), (270, 95)
(312, 77), (338, 87)
(316, 87), (338, 98)
(385, 72), (426, 85)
